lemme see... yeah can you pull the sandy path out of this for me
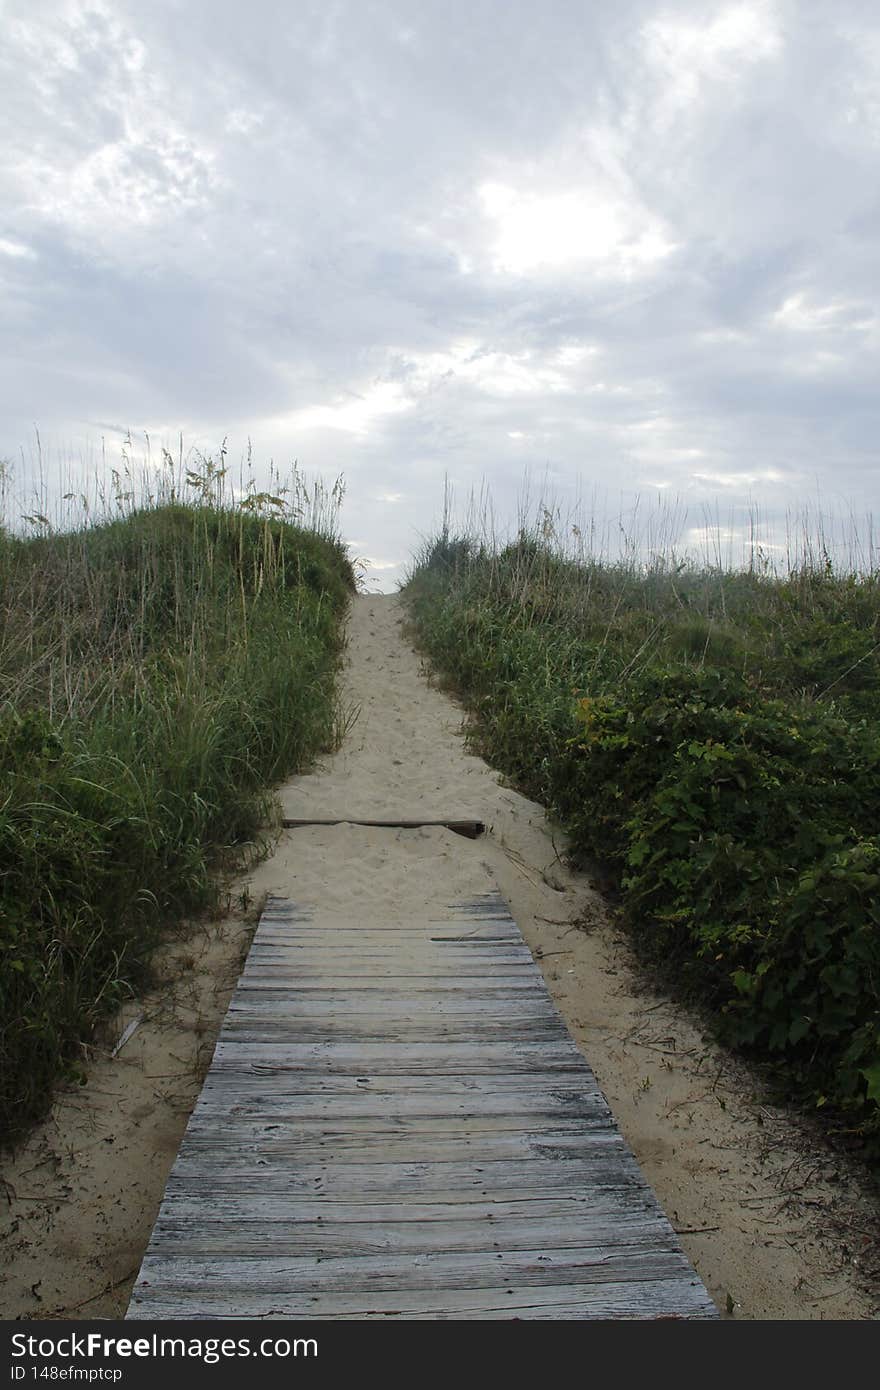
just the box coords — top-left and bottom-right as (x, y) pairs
(2, 594), (877, 1319)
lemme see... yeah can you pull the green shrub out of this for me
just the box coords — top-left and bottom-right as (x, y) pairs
(0, 503), (354, 1145)
(405, 534), (880, 1149)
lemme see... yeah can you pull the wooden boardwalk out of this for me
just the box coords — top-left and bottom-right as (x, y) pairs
(127, 893), (716, 1319)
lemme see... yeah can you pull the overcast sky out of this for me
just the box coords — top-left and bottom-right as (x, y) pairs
(2, 0), (879, 587)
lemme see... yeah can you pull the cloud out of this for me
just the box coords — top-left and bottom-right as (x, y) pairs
(642, 1), (783, 116)
(284, 381), (414, 436)
(1, 0), (879, 587)
(0, 238), (37, 260)
(476, 180), (677, 278)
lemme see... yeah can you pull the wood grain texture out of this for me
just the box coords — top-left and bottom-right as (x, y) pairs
(127, 893), (716, 1320)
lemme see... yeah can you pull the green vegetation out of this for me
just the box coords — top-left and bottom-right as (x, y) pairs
(1, 453), (355, 1145)
(404, 518), (880, 1151)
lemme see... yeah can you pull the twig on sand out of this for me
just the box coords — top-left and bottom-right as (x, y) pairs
(44, 1267), (140, 1318)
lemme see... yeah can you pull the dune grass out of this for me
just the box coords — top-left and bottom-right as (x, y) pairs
(0, 449), (355, 1146)
(404, 502), (880, 1153)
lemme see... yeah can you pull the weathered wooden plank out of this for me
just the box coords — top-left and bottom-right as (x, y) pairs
(248, 944), (524, 957)
(225, 1006), (564, 1027)
(131, 1245), (706, 1295)
(218, 1024), (572, 1046)
(252, 922), (528, 936)
(146, 1194), (657, 1225)
(189, 1085), (611, 1120)
(147, 1216), (666, 1258)
(185, 1098), (612, 1125)
(229, 986), (564, 1006)
(179, 1126), (618, 1156)
(240, 957), (537, 975)
(249, 930), (524, 946)
(176, 1129), (626, 1165)
(209, 1041), (587, 1074)
(254, 924), (523, 936)
(129, 1279), (716, 1320)
(254, 920), (521, 935)
(232, 976), (545, 990)
(251, 938), (524, 951)
(197, 1072), (607, 1099)
(227, 991), (559, 1012)
(242, 949), (537, 967)
(238, 977), (539, 991)
(163, 1157), (646, 1201)
(228, 1002), (565, 1020)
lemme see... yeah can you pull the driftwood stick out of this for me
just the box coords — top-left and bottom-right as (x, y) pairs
(281, 818), (485, 839)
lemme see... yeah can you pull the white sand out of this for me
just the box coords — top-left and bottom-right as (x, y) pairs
(1, 594), (876, 1319)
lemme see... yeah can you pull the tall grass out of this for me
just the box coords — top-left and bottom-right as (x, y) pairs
(0, 445), (355, 1147)
(404, 492), (880, 1152)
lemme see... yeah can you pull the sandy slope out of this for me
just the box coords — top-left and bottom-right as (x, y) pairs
(1, 594), (876, 1320)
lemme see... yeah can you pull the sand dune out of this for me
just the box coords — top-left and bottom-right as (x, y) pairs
(1, 595), (875, 1320)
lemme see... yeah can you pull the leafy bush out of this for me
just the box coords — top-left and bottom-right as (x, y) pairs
(405, 534), (880, 1148)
